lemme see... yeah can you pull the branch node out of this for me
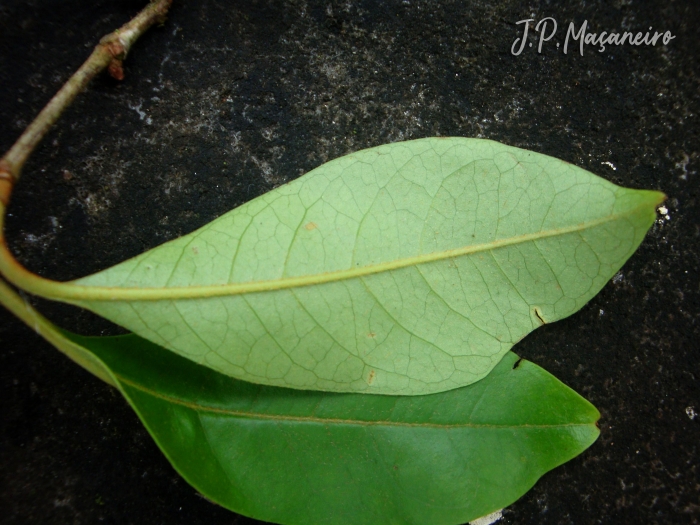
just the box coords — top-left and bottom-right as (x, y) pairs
(0, 161), (16, 206)
(108, 59), (125, 80)
(103, 39), (127, 80)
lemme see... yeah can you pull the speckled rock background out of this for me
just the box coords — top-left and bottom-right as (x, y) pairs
(0, 1), (698, 524)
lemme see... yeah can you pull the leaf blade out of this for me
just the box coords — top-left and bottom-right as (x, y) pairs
(72, 138), (663, 394)
(70, 331), (600, 525)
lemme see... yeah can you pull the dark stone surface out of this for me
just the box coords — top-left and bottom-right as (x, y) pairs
(0, 1), (698, 523)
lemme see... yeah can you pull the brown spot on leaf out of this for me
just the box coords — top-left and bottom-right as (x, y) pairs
(304, 222), (318, 231)
(367, 332), (376, 339)
(367, 369), (376, 385)
(192, 246), (199, 255)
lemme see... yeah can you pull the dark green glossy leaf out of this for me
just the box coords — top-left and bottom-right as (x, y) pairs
(66, 331), (599, 525)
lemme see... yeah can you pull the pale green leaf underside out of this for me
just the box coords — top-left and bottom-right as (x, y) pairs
(73, 138), (662, 395)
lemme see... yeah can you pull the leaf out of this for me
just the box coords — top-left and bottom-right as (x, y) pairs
(0, 277), (598, 524)
(68, 138), (663, 394)
(66, 330), (599, 525)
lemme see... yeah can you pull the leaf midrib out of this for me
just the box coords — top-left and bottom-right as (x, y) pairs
(66, 202), (653, 302)
(119, 375), (595, 430)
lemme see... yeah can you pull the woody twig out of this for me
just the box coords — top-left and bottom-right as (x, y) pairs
(0, 0), (173, 207)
